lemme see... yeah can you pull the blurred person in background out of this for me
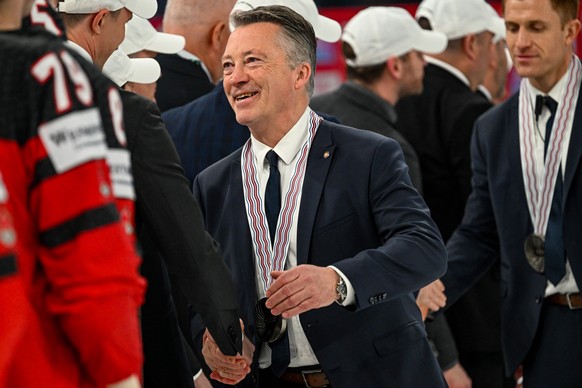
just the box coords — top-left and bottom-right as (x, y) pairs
(156, 0), (236, 111)
(310, 6), (447, 192)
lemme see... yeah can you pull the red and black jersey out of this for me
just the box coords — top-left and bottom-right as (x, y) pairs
(0, 170), (29, 387)
(0, 27), (144, 387)
(23, 0), (138, 239)
(23, 0), (67, 40)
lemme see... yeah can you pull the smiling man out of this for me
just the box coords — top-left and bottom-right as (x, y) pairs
(440, 0), (582, 386)
(192, 5), (448, 388)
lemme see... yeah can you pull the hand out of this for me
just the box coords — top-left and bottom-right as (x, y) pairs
(416, 279), (446, 320)
(201, 322), (252, 385)
(193, 373), (212, 388)
(106, 375), (141, 388)
(443, 362), (472, 388)
(265, 265), (338, 318)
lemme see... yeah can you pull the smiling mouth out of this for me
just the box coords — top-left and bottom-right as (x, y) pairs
(235, 92), (257, 101)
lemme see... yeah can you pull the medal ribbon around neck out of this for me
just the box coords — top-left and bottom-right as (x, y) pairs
(241, 111), (322, 293)
(519, 55), (581, 236)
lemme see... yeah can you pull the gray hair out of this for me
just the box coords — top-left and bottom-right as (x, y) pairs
(164, 0), (235, 27)
(231, 5), (317, 96)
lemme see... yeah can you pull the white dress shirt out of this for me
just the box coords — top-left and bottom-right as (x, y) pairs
(249, 108), (355, 368)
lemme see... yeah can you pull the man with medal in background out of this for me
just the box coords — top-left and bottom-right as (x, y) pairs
(440, 0), (582, 386)
(191, 5), (448, 388)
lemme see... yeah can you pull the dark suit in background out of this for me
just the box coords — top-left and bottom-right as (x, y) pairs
(397, 62), (510, 386)
(310, 81), (423, 192)
(162, 81), (249, 185)
(193, 118), (448, 388)
(155, 53), (214, 113)
(441, 83), (512, 388)
(121, 90), (242, 387)
(396, 63), (492, 241)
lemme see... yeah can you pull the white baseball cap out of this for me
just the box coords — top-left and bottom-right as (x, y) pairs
(416, 0), (497, 40)
(120, 16), (185, 55)
(415, 0), (438, 22)
(229, 0), (342, 43)
(342, 7), (447, 67)
(58, 0), (157, 19)
(484, 3), (506, 44)
(103, 49), (161, 87)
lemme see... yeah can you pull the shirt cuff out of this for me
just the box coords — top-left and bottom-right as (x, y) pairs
(193, 369), (203, 381)
(329, 266), (356, 306)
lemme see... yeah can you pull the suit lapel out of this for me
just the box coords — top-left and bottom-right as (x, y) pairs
(563, 91), (582, 197)
(228, 158), (257, 294)
(507, 97), (527, 199)
(297, 121), (335, 264)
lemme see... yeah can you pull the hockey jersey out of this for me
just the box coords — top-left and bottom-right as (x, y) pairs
(0, 25), (144, 388)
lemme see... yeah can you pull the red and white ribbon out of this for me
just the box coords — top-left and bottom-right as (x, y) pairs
(519, 55), (581, 236)
(241, 111), (322, 292)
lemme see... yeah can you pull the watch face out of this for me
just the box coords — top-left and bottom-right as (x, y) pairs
(337, 278), (347, 302)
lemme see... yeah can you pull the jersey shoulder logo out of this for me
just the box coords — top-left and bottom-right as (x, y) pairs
(38, 108), (107, 173)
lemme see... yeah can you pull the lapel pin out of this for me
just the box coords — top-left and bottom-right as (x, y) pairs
(323, 151), (330, 159)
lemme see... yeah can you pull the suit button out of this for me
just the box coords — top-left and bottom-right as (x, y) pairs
(382, 293), (387, 300)
(535, 296), (543, 304)
(369, 297), (376, 304)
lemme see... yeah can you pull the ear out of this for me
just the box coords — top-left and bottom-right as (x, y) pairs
(386, 57), (402, 80)
(294, 62), (312, 91)
(210, 22), (227, 50)
(90, 9), (108, 34)
(122, 82), (134, 92)
(463, 34), (478, 60)
(564, 19), (581, 46)
(489, 41), (501, 70)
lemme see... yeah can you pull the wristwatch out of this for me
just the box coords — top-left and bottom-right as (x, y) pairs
(335, 275), (347, 305)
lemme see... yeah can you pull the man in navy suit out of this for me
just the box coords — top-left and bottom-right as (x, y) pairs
(442, 0), (582, 386)
(192, 5), (447, 388)
(156, 0), (235, 112)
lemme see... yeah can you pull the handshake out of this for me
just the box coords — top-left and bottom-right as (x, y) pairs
(201, 319), (256, 385)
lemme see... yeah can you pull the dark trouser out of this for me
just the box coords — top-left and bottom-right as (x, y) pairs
(523, 302), (582, 388)
(141, 245), (193, 388)
(258, 367), (331, 388)
(459, 351), (515, 388)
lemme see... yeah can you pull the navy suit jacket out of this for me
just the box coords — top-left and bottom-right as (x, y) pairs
(120, 90), (243, 386)
(163, 82), (250, 186)
(193, 118), (448, 387)
(443, 92), (582, 375)
(155, 53), (214, 113)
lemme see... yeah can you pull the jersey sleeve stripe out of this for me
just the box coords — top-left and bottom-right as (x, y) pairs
(31, 157), (57, 189)
(0, 254), (18, 278)
(39, 203), (120, 248)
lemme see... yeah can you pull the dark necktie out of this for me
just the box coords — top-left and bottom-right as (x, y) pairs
(265, 150), (281, 245)
(263, 150), (290, 375)
(269, 332), (290, 376)
(537, 95), (565, 285)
